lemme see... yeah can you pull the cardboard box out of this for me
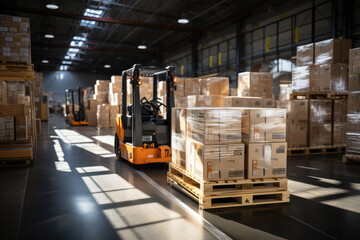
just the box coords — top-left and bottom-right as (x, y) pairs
(309, 100), (332, 147)
(288, 124), (307, 148)
(85, 110), (97, 127)
(292, 66), (319, 92)
(172, 108), (187, 138)
(279, 84), (292, 101)
(296, 43), (314, 66)
(111, 75), (122, 84)
(15, 116), (27, 141)
(0, 116), (15, 142)
(184, 78), (200, 96)
(346, 114), (360, 133)
(348, 92), (360, 114)
(349, 48), (360, 74)
(349, 74), (360, 91)
(246, 142), (287, 179)
(174, 77), (185, 98)
(200, 77), (229, 96)
(97, 104), (110, 127)
(223, 97), (262, 107)
(171, 135), (186, 169)
(241, 108), (286, 143)
(345, 133), (360, 156)
(187, 139), (245, 181)
(187, 95), (224, 107)
(0, 80), (6, 104)
(2, 104), (16, 116)
(238, 72), (273, 98)
(175, 96), (187, 107)
(318, 63), (348, 92)
(314, 38), (352, 65)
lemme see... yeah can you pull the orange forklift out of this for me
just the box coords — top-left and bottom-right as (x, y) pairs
(114, 64), (177, 164)
(65, 87), (88, 126)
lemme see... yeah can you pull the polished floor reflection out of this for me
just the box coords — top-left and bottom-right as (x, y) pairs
(1, 113), (360, 240)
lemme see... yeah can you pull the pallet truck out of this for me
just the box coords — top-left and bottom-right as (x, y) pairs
(114, 64), (177, 164)
(65, 87), (88, 126)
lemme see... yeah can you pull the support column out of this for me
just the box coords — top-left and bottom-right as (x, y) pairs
(191, 38), (198, 77)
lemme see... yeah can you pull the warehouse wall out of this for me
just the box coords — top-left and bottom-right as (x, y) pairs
(164, 0), (360, 80)
(43, 71), (110, 104)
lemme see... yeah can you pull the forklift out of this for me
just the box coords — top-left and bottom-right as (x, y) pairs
(65, 87), (88, 126)
(114, 64), (177, 164)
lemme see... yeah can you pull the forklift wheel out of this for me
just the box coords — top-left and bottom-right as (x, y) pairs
(114, 133), (121, 160)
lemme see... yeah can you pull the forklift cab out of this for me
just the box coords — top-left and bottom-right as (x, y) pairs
(65, 87), (88, 126)
(114, 64), (177, 164)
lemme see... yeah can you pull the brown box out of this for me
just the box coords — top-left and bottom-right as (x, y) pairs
(349, 48), (360, 75)
(200, 77), (229, 96)
(318, 63), (348, 92)
(187, 95), (224, 107)
(172, 108), (187, 138)
(172, 135), (186, 169)
(0, 80), (6, 104)
(238, 72), (273, 98)
(246, 142), (287, 179)
(241, 108), (286, 143)
(348, 92), (360, 114)
(346, 133), (360, 156)
(2, 104), (16, 116)
(96, 80), (110, 85)
(296, 43), (314, 66)
(0, 116), (15, 142)
(288, 124), (307, 148)
(85, 110), (97, 127)
(349, 74), (360, 91)
(187, 140), (245, 181)
(184, 78), (200, 96)
(109, 105), (120, 127)
(97, 104), (110, 127)
(15, 116), (27, 141)
(175, 96), (187, 107)
(174, 77), (185, 98)
(223, 97), (262, 107)
(292, 66), (319, 92)
(262, 98), (276, 108)
(111, 75), (122, 84)
(309, 100), (332, 147)
(315, 38), (352, 65)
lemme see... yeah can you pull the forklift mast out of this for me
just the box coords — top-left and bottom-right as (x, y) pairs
(121, 64), (176, 148)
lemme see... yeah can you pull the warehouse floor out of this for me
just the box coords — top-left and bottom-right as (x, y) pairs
(1, 114), (360, 240)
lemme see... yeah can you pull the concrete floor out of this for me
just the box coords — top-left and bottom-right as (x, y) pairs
(1, 113), (360, 240)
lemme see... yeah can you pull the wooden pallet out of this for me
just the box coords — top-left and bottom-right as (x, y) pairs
(342, 155), (360, 163)
(0, 63), (33, 72)
(167, 163), (289, 209)
(0, 70), (35, 81)
(0, 143), (33, 167)
(288, 146), (345, 156)
(290, 92), (348, 100)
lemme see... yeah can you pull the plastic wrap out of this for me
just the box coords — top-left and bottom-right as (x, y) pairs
(186, 108), (242, 144)
(245, 143), (287, 179)
(241, 108), (286, 143)
(333, 99), (347, 147)
(345, 133), (360, 156)
(223, 97), (262, 107)
(309, 100), (332, 147)
(237, 72), (273, 98)
(349, 74), (360, 91)
(279, 84), (292, 100)
(317, 63), (348, 92)
(348, 92), (360, 114)
(296, 43), (314, 66)
(199, 77), (229, 96)
(292, 66), (310, 92)
(97, 104), (110, 127)
(315, 38), (352, 65)
(346, 114), (360, 133)
(287, 100), (308, 148)
(187, 95), (224, 107)
(186, 139), (245, 180)
(349, 48), (360, 74)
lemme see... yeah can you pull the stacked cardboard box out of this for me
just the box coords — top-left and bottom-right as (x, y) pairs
(333, 99), (347, 147)
(279, 84), (292, 101)
(286, 100), (308, 148)
(94, 80), (109, 104)
(0, 15), (31, 64)
(293, 39), (351, 93)
(34, 72), (43, 118)
(97, 104), (110, 128)
(223, 97), (276, 108)
(346, 48), (360, 157)
(241, 108), (287, 179)
(309, 100), (332, 147)
(172, 108), (244, 181)
(109, 75), (122, 106)
(237, 72), (273, 98)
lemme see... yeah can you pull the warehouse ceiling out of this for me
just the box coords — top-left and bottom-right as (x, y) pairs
(0, 0), (278, 74)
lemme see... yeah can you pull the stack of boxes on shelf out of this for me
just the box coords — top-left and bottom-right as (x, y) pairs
(345, 48), (360, 159)
(0, 15), (31, 64)
(287, 38), (352, 149)
(0, 80), (31, 142)
(0, 15), (34, 145)
(109, 76), (122, 127)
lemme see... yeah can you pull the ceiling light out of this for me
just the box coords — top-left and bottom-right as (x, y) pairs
(44, 34), (54, 39)
(138, 45), (147, 50)
(46, 4), (59, 10)
(62, 61), (72, 65)
(64, 56), (70, 59)
(104, 65), (111, 68)
(178, 18), (189, 24)
(42, 60), (49, 63)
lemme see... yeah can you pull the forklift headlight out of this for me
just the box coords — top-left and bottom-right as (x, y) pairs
(138, 81), (142, 85)
(173, 76), (178, 83)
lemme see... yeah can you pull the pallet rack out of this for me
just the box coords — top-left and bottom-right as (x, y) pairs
(0, 63), (36, 167)
(167, 163), (290, 209)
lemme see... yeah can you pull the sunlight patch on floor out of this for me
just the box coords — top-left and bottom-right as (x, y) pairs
(93, 135), (115, 147)
(55, 129), (93, 144)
